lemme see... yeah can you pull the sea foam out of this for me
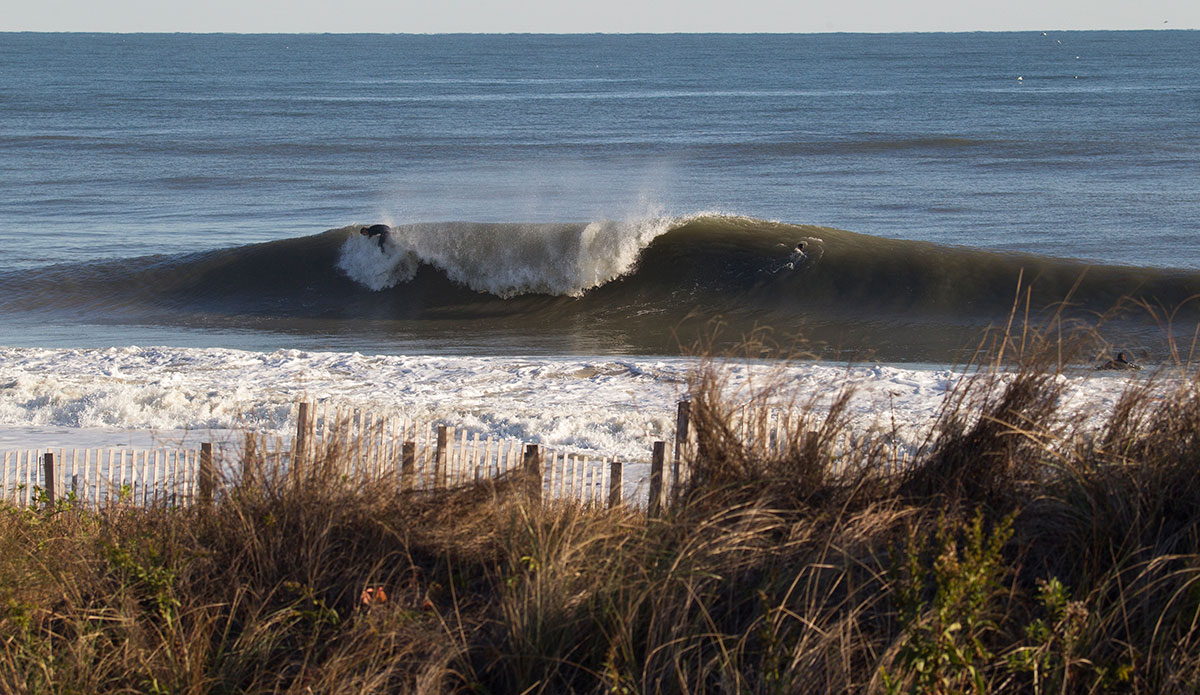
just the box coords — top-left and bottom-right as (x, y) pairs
(336, 217), (680, 297)
(0, 346), (1140, 460)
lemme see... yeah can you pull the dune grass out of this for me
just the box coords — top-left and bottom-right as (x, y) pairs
(3, 328), (1200, 693)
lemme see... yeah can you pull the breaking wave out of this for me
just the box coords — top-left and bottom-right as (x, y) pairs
(3, 214), (1200, 361)
(336, 217), (679, 296)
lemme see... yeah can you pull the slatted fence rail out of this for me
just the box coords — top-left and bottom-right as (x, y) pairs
(290, 403), (626, 506)
(2, 399), (910, 512)
(2, 447), (199, 508)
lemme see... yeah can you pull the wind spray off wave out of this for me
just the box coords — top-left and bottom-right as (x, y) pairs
(336, 217), (681, 297)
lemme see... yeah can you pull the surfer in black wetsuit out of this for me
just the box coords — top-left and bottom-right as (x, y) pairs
(1097, 352), (1140, 371)
(786, 241), (807, 269)
(768, 241), (810, 274)
(359, 224), (390, 252)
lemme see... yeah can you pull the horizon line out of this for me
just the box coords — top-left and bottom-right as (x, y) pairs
(1, 27), (1196, 35)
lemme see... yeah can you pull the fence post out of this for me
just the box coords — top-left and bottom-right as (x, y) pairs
(435, 425), (449, 488)
(401, 442), (416, 491)
(523, 444), (542, 504)
(294, 402), (310, 473)
(242, 435), (259, 487)
(199, 443), (215, 506)
(43, 452), (55, 507)
(672, 399), (690, 502)
(608, 459), (623, 508)
(648, 441), (665, 518)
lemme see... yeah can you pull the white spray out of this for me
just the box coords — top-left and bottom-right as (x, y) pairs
(336, 217), (683, 297)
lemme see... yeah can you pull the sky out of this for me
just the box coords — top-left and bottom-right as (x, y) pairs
(3, 0), (1197, 33)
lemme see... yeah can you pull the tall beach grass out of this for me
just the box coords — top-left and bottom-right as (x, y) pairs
(3, 320), (1200, 693)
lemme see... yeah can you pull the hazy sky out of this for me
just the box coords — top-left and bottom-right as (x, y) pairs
(4, 0), (1196, 33)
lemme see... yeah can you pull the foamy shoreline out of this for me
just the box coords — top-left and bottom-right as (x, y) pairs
(0, 345), (1140, 460)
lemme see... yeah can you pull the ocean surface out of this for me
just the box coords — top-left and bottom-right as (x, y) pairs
(0, 32), (1197, 452)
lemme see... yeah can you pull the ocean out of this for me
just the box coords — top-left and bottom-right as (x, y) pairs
(0, 31), (1196, 453)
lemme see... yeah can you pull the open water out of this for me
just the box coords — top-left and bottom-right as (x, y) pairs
(1, 31), (1198, 362)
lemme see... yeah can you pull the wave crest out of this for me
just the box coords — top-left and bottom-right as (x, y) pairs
(336, 217), (680, 297)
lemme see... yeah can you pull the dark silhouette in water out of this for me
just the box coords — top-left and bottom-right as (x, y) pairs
(768, 241), (809, 274)
(784, 241), (808, 270)
(1097, 352), (1140, 371)
(360, 224), (390, 252)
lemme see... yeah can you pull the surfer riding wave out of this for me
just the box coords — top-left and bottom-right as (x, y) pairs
(787, 241), (808, 269)
(360, 224), (390, 252)
(769, 238), (822, 273)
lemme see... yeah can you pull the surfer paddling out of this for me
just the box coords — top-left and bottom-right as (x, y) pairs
(359, 224), (391, 252)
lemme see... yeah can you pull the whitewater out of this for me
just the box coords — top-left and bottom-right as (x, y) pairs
(0, 345), (1142, 461)
(336, 217), (679, 296)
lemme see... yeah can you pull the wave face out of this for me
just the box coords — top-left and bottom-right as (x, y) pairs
(3, 215), (1199, 361)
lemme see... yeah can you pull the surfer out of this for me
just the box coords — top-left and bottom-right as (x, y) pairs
(1096, 352), (1140, 371)
(767, 241), (811, 274)
(359, 224), (390, 252)
(784, 241), (808, 270)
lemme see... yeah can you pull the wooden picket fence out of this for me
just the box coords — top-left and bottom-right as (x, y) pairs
(1, 399), (911, 512)
(0, 401), (683, 511)
(1, 446), (203, 508)
(284, 402), (646, 509)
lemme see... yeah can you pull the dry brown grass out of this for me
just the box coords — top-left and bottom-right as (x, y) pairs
(3, 320), (1200, 693)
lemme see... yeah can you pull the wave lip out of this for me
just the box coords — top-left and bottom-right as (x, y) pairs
(336, 217), (681, 297)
